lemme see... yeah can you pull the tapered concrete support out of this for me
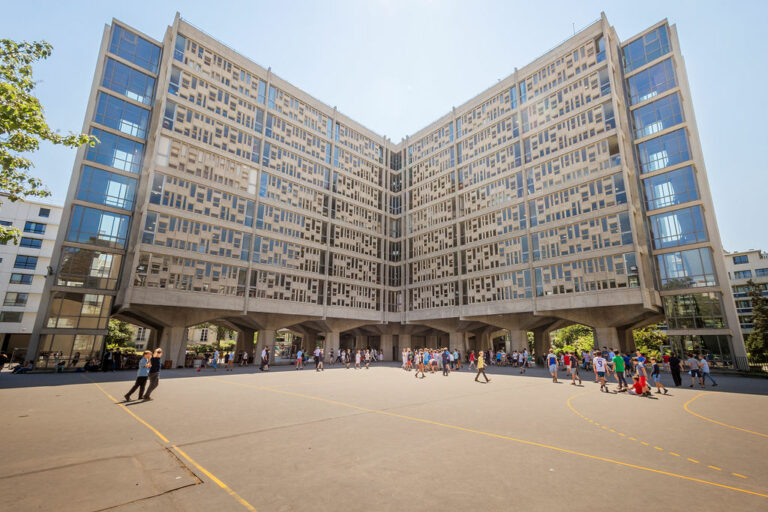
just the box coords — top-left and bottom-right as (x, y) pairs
(303, 332), (318, 352)
(160, 325), (188, 368)
(533, 329), (549, 364)
(616, 327), (635, 354)
(380, 334), (393, 361)
(256, 329), (276, 364)
(448, 332), (464, 352)
(426, 334), (438, 348)
(324, 332), (340, 360)
(594, 327), (620, 352)
(146, 329), (160, 351)
(399, 334), (412, 350)
(236, 329), (255, 361)
(354, 335), (365, 349)
(509, 330), (527, 352)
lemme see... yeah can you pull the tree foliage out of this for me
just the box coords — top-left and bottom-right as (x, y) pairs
(105, 319), (134, 349)
(551, 324), (594, 355)
(0, 39), (97, 243)
(633, 325), (667, 359)
(746, 279), (768, 359)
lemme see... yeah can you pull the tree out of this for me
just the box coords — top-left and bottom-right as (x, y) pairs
(746, 279), (768, 359)
(1, 39), (96, 243)
(105, 319), (134, 349)
(633, 325), (667, 359)
(551, 324), (593, 348)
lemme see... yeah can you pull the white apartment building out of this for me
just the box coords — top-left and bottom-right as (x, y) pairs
(725, 250), (768, 336)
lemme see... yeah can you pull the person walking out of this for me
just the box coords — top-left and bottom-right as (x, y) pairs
(475, 350), (490, 383)
(124, 350), (152, 401)
(260, 346), (270, 371)
(686, 353), (702, 387)
(593, 351), (609, 393)
(669, 352), (682, 386)
(314, 347), (323, 371)
(241, 350), (248, 366)
(211, 349), (219, 371)
(546, 349), (559, 383)
(296, 348), (303, 370)
(650, 358), (669, 394)
(442, 349), (450, 376)
(142, 348), (163, 401)
(699, 354), (718, 387)
(414, 350), (425, 379)
(468, 350), (476, 370)
(226, 351), (234, 371)
(354, 350), (362, 369)
(612, 352), (627, 391)
(568, 352), (582, 385)
(364, 349), (371, 369)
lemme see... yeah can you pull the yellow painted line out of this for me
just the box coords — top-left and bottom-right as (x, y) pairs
(684, 393), (768, 439)
(688, 458), (700, 464)
(618, 433), (626, 437)
(602, 426), (608, 430)
(654, 446), (664, 451)
(733, 473), (748, 479)
(215, 378), (768, 500)
(670, 452), (680, 457)
(709, 465), (722, 471)
(173, 445), (257, 511)
(88, 381), (257, 511)
(641, 441), (650, 446)
(629, 437), (637, 441)
(609, 429), (616, 433)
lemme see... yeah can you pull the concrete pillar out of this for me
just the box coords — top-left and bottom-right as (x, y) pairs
(533, 329), (549, 365)
(616, 327), (635, 354)
(236, 328), (255, 363)
(256, 329), (276, 364)
(509, 330), (527, 352)
(426, 334), (438, 348)
(146, 328), (160, 351)
(448, 332), (464, 352)
(354, 335), (365, 349)
(399, 334), (412, 350)
(324, 331), (340, 361)
(380, 334), (393, 361)
(595, 327), (620, 352)
(304, 332), (318, 353)
(160, 325), (188, 368)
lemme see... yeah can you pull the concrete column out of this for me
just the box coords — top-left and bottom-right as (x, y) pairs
(399, 334), (412, 350)
(380, 334), (394, 361)
(324, 331), (340, 361)
(533, 329), (549, 365)
(594, 327), (620, 352)
(146, 328), (160, 351)
(509, 330), (527, 352)
(426, 334), (438, 348)
(354, 335), (365, 349)
(616, 327), (635, 354)
(236, 329), (255, 363)
(448, 332), (464, 352)
(256, 329), (276, 364)
(160, 325), (188, 368)
(304, 332), (318, 353)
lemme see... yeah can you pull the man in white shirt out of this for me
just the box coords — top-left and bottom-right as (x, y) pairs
(593, 351), (609, 392)
(686, 354), (701, 387)
(260, 347), (269, 371)
(698, 355), (717, 387)
(314, 347), (323, 371)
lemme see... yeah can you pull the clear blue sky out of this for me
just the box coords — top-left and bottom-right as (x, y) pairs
(1, 0), (765, 251)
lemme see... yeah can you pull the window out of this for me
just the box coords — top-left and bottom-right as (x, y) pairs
(45, 292), (112, 329)
(649, 205), (707, 249)
(24, 221), (46, 234)
(663, 292), (726, 329)
(168, 67), (181, 95)
(87, 128), (143, 173)
(94, 93), (150, 139)
(733, 270), (752, 279)
(637, 129), (690, 174)
(109, 25), (160, 73)
(657, 248), (716, 289)
(596, 35), (606, 62)
(4, 292), (29, 306)
(102, 58), (155, 105)
(77, 166), (137, 211)
(643, 166), (698, 210)
(627, 59), (676, 105)
(14, 255), (38, 270)
(67, 206), (130, 249)
(173, 34), (186, 62)
(200, 328), (208, 342)
(10, 273), (34, 285)
(162, 101), (176, 130)
(756, 268), (768, 277)
(38, 208), (50, 217)
(623, 25), (671, 72)
(0, 220), (12, 226)
(19, 237), (42, 249)
(0, 311), (23, 323)
(56, 247), (122, 290)
(732, 255), (749, 264)
(632, 93), (683, 138)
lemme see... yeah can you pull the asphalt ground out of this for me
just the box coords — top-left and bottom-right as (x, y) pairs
(1, 362), (767, 511)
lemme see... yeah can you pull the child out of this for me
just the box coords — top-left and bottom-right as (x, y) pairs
(650, 358), (668, 394)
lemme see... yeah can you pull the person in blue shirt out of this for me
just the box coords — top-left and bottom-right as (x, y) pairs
(441, 349), (450, 376)
(124, 350), (152, 401)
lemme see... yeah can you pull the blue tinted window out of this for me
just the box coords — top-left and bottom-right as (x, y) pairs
(77, 166), (137, 210)
(657, 248), (716, 289)
(637, 129), (689, 174)
(10, 273), (34, 285)
(733, 255), (748, 264)
(24, 221), (45, 234)
(643, 166), (698, 210)
(87, 128), (144, 173)
(14, 255), (38, 270)
(173, 34), (186, 62)
(109, 25), (160, 73)
(633, 93), (683, 138)
(649, 205), (707, 249)
(19, 237), (42, 249)
(734, 270), (752, 279)
(169, 67), (181, 95)
(627, 59), (676, 105)
(623, 26), (671, 72)
(102, 59), (155, 105)
(67, 206), (130, 249)
(94, 93), (150, 139)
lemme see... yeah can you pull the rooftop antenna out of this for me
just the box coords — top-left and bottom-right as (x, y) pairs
(572, 22), (576, 36)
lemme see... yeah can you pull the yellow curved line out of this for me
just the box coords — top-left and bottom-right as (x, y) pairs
(683, 392), (768, 439)
(215, 378), (767, 499)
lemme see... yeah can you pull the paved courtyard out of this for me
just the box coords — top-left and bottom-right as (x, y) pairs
(1, 363), (767, 511)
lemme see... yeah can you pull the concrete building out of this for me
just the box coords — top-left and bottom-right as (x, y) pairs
(29, 12), (748, 369)
(725, 250), (768, 338)
(0, 197), (62, 359)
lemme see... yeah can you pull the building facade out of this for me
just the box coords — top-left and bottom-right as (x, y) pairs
(29, 12), (748, 369)
(725, 250), (768, 337)
(0, 198), (62, 359)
